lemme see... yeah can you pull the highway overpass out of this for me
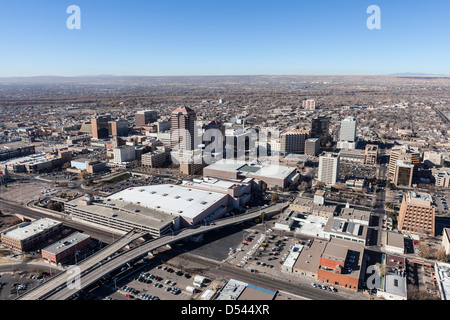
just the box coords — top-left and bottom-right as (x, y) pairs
(18, 202), (287, 300)
(17, 230), (147, 300)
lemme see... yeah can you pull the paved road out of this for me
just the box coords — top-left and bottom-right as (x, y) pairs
(17, 230), (145, 300)
(0, 199), (120, 244)
(181, 253), (351, 300)
(39, 203), (288, 300)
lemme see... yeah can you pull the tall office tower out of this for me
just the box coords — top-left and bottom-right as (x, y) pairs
(310, 116), (330, 148)
(109, 119), (129, 137)
(280, 130), (308, 154)
(364, 144), (379, 165)
(202, 119), (225, 152)
(339, 116), (357, 142)
(318, 152), (340, 186)
(388, 145), (421, 180)
(398, 191), (435, 236)
(170, 106), (197, 151)
(303, 99), (316, 110)
(135, 110), (158, 127)
(305, 138), (320, 156)
(91, 114), (112, 139)
(393, 160), (414, 187)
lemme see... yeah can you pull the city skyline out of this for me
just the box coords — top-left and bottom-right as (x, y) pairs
(0, 0), (449, 77)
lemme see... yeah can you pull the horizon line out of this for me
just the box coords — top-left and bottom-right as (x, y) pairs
(0, 73), (448, 79)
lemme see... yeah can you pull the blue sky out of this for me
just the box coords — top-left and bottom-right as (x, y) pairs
(0, 0), (448, 76)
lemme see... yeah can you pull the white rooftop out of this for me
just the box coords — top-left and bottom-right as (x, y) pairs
(3, 218), (61, 241)
(109, 184), (227, 219)
(435, 262), (450, 300)
(282, 244), (304, 268)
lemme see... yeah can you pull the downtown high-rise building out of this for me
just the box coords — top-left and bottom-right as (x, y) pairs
(302, 99), (316, 110)
(310, 116), (330, 148)
(388, 145), (421, 182)
(398, 191), (435, 236)
(91, 114), (112, 139)
(339, 116), (357, 142)
(170, 106), (197, 151)
(280, 130), (308, 154)
(318, 152), (340, 186)
(135, 110), (158, 127)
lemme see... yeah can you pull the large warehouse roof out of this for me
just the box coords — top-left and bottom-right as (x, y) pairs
(109, 184), (228, 219)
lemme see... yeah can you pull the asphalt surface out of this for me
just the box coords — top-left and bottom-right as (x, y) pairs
(0, 199), (119, 244)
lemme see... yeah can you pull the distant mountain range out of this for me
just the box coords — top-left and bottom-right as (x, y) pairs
(388, 72), (446, 76)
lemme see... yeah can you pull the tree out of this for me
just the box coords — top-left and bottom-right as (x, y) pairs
(297, 181), (309, 192)
(435, 249), (450, 262)
(271, 193), (279, 203)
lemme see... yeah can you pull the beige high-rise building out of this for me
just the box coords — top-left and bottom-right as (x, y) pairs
(388, 146), (420, 181)
(318, 152), (340, 186)
(398, 191), (435, 236)
(364, 144), (378, 165)
(393, 160), (414, 187)
(170, 106), (197, 151)
(303, 99), (316, 110)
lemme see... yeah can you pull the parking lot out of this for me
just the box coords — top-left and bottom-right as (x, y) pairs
(98, 260), (219, 301)
(226, 226), (300, 278)
(0, 271), (49, 300)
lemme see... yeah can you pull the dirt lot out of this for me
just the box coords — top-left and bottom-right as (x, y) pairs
(0, 181), (51, 203)
(0, 214), (22, 233)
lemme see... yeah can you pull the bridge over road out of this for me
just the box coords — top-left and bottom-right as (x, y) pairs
(17, 230), (147, 300)
(18, 202), (287, 300)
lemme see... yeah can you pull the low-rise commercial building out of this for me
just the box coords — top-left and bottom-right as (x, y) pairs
(289, 196), (337, 219)
(1, 218), (63, 252)
(383, 232), (405, 255)
(203, 159), (299, 189)
(377, 254), (407, 300)
(291, 240), (328, 280)
(338, 148), (366, 164)
(435, 262), (450, 300)
(432, 167), (450, 188)
(41, 232), (91, 265)
(317, 238), (365, 291)
(215, 279), (277, 300)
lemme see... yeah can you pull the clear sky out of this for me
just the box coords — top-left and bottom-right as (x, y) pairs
(0, 0), (448, 77)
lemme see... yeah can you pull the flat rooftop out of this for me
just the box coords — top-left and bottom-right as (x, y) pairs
(435, 262), (450, 300)
(291, 197), (337, 214)
(67, 196), (177, 230)
(293, 240), (327, 274)
(215, 279), (276, 300)
(204, 159), (296, 180)
(182, 177), (245, 193)
(385, 232), (405, 250)
(2, 218), (61, 241)
(384, 273), (407, 298)
(42, 232), (90, 255)
(0, 152), (56, 166)
(406, 191), (433, 206)
(340, 207), (371, 224)
(109, 184), (227, 219)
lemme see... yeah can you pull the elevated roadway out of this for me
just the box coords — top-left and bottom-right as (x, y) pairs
(17, 230), (146, 300)
(20, 203), (287, 300)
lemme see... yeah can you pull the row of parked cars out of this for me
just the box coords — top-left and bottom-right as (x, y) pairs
(139, 292), (160, 300)
(311, 283), (338, 292)
(157, 265), (192, 279)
